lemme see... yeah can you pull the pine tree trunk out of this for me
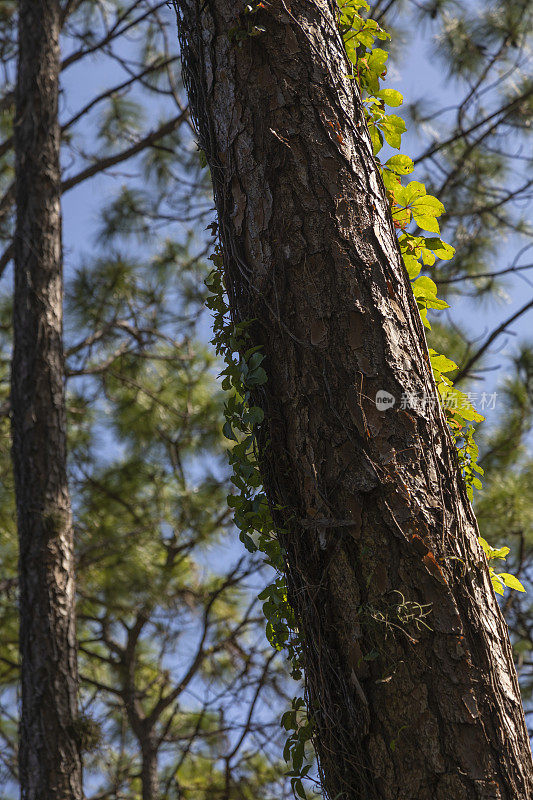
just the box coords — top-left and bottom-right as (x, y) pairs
(141, 738), (159, 800)
(12, 1), (82, 797)
(174, 2), (533, 799)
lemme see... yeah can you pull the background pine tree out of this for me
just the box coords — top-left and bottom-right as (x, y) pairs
(0, 2), (289, 798)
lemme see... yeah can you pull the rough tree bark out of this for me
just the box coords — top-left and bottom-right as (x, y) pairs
(12, 1), (83, 797)
(140, 739), (159, 800)
(174, 2), (533, 799)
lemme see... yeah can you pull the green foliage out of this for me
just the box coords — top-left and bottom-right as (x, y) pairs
(473, 348), (533, 690)
(341, 1), (531, 566)
(205, 245), (284, 575)
(98, 94), (145, 144)
(228, 3), (266, 45)
(478, 537), (526, 595)
(205, 239), (312, 793)
(281, 698), (315, 800)
(338, 0), (527, 547)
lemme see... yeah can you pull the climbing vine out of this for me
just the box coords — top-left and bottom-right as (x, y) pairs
(339, 0), (485, 491)
(204, 2), (525, 796)
(337, 0), (524, 598)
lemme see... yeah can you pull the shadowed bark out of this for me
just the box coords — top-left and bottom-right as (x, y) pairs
(12, 0), (82, 796)
(174, 2), (533, 799)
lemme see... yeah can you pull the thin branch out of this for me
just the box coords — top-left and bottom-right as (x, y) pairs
(61, 112), (187, 193)
(436, 263), (533, 286)
(413, 87), (533, 166)
(455, 297), (533, 383)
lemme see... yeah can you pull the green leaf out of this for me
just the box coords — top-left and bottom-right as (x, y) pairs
(410, 195), (445, 233)
(294, 780), (306, 799)
(337, 0), (370, 11)
(478, 537), (491, 556)
(395, 180), (426, 206)
(265, 621), (283, 650)
(377, 88), (403, 107)
(379, 114), (406, 149)
(499, 573), (526, 592)
(281, 711), (296, 731)
(429, 352), (458, 374)
(392, 206), (411, 228)
(343, 35), (358, 67)
(423, 237), (455, 260)
(489, 546), (509, 559)
(244, 406), (264, 425)
(479, 538), (511, 561)
(246, 366), (267, 386)
(440, 387), (483, 422)
(426, 296), (449, 310)
(240, 533), (257, 553)
(403, 254), (421, 279)
(368, 123), (383, 154)
(382, 170), (401, 191)
(419, 307), (431, 329)
(385, 154), (414, 175)
(248, 351), (265, 370)
(368, 47), (388, 74)
(412, 275), (438, 300)
(292, 742), (304, 772)
(283, 738), (292, 763)
(222, 420), (237, 441)
(420, 247), (435, 266)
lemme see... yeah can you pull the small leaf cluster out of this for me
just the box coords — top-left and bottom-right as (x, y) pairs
(205, 236), (312, 794)
(428, 349), (485, 500)
(206, 246), (279, 566)
(258, 578), (302, 669)
(228, 3), (266, 45)
(337, 1), (525, 596)
(478, 537), (526, 596)
(337, 0), (488, 498)
(280, 698), (315, 800)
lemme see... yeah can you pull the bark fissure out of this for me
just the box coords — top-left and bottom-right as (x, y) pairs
(12, 1), (82, 797)
(174, 2), (533, 799)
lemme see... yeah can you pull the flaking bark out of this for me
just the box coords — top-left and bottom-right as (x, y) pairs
(12, 1), (83, 797)
(174, 2), (533, 798)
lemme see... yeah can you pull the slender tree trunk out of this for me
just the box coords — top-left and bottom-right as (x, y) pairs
(140, 738), (159, 800)
(174, 2), (533, 799)
(12, 1), (82, 797)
